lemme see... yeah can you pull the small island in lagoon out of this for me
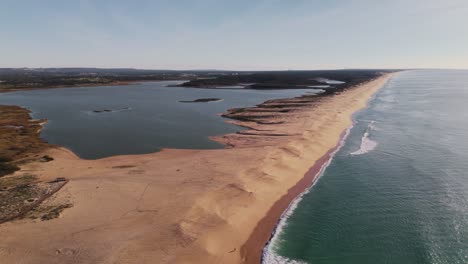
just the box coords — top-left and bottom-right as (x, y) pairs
(179, 98), (223, 103)
(92, 107), (131, 113)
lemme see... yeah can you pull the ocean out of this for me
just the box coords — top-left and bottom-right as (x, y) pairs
(265, 70), (468, 264)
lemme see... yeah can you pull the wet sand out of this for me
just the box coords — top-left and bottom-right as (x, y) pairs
(0, 74), (392, 264)
(241, 130), (348, 263)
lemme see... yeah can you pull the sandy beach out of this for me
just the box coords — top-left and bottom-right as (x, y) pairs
(0, 74), (392, 264)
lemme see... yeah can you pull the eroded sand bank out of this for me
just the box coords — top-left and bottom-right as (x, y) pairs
(0, 74), (392, 264)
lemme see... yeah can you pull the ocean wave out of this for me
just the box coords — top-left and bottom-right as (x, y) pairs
(263, 254), (308, 264)
(350, 122), (378, 155)
(262, 127), (352, 264)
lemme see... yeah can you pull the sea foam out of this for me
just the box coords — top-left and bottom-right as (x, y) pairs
(350, 122), (378, 155)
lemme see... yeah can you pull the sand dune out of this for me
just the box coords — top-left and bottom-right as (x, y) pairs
(0, 74), (392, 264)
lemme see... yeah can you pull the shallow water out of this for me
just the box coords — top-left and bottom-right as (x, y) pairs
(266, 70), (468, 264)
(0, 81), (313, 159)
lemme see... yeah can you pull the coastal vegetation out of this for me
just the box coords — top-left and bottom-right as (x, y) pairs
(0, 105), (67, 223)
(0, 68), (394, 92)
(0, 68), (198, 91)
(0, 105), (50, 175)
(219, 71), (392, 125)
(179, 69), (389, 93)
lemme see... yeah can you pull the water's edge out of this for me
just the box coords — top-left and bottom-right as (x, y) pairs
(262, 126), (353, 264)
(260, 76), (392, 263)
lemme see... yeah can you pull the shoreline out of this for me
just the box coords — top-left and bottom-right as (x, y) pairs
(243, 128), (349, 263)
(0, 74), (394, 264)
(249, 74), (389, 263)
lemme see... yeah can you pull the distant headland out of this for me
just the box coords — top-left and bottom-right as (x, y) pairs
(0, 68), (396, 93)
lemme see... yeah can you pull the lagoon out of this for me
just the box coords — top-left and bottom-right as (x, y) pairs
(0, 81), (313, 159)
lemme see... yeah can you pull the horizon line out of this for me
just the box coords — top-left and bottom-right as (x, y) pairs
(2, 67), (467, 72)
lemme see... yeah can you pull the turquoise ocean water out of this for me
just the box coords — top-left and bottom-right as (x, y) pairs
(265, 70), (468, 264)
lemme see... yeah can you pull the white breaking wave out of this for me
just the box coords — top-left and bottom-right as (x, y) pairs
(262, 126), (353, 264)
(350, 122), (378, 155)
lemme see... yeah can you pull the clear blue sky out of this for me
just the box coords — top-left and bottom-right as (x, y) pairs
(1, 0), (467, 70)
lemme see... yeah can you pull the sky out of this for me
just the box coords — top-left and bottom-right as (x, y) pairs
(1, 0), (468, 70)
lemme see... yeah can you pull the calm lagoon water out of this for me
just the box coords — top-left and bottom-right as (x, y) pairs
(0, 81), (312, 159)
(265, 70), (468, 264)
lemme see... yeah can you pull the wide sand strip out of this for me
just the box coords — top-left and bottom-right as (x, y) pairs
(0, 74), (392, 264)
